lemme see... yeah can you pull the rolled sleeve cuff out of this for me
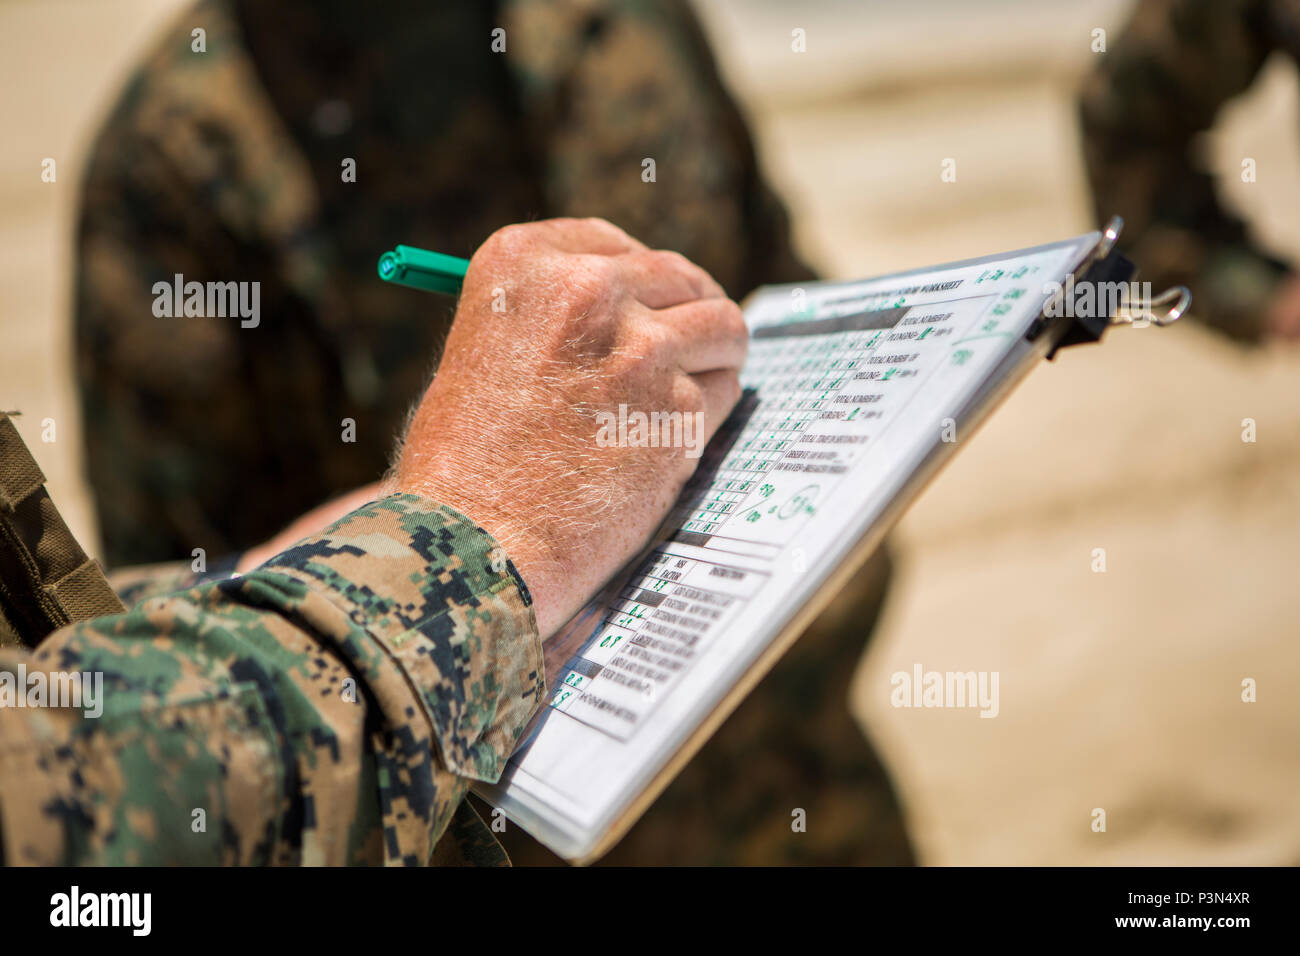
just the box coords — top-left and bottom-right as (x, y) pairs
(250, 493), (544, 783)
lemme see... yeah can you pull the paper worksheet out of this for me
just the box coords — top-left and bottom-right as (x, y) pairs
(477, 231), (1104, 861)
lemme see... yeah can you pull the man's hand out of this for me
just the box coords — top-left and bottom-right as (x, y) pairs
(388, 218), (747, 638)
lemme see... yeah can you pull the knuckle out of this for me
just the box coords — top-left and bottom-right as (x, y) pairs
(662, 249), (721, 296)
(483, 222), (534, 260)
(655, 249), (694, 273)
(621, 317), (671, 364)
(582, 217), (631, 244)
(648, 249), (699, 284)
(567, 253), (620, 306)
(675, 376), (707, 416)
(626, 249), (710, 304)
(544, 216), (585, 237)
(715, 297), (747, 340)
(614, 343), (671, 400)
(553, 216), (629, 247)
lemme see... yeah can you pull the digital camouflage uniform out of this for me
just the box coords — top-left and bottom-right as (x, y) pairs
(0, 495), (542, 865)
(73, 0), (913, 864)
(1079, 0), (1299, 341)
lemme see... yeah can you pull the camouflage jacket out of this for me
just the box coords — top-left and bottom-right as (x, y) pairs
(0, 495), (543, 865)
(75, 0), (813, 568)
(1079, 0), (1299, 341)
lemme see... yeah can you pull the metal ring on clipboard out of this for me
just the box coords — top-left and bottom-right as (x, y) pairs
(1110, 285), (1192, 328)
(1096, 216), (1191, 328)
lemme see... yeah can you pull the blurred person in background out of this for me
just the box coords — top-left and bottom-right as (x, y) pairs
(73, 0), (913, 865)
(1080, 0), (1300, 342)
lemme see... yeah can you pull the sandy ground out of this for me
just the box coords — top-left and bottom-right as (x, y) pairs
(1, 0), (1297, 864)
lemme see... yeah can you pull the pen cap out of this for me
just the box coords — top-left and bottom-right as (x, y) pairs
(377, 244), (468, 295)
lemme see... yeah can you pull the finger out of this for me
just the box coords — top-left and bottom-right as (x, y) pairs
(537, 217), (647, 256)
(619, 248), (726, 309)
(685, 368), (744, 439)
(654, 297), (749, 374)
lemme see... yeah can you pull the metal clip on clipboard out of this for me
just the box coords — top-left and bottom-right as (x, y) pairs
(1029, 216), (1191, 359)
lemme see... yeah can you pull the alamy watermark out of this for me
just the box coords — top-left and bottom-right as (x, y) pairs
(595, 404), (707, 459)
(0, 665), (104, 718)
(1042, 275), (1156, 325)
(50, 885), (151, 936)
(152, 273), (260, 328)
(890, 663), (999, 718)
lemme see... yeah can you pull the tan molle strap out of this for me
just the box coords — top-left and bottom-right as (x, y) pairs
(0, 413), (125, 648)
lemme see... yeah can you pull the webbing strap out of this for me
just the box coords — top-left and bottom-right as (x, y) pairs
(0, 414), (124, 647)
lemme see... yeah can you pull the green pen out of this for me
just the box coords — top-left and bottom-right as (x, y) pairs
(376, 245), (469, 295)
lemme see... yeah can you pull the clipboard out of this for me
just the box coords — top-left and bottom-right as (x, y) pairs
(475, 217), (1188, 864)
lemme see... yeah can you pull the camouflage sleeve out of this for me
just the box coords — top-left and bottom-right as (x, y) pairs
(0, 494), (543, 865)
(106, 555), (243, 607)
(501, 0), (816, 298)
(1079, 0), (1289, 341)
